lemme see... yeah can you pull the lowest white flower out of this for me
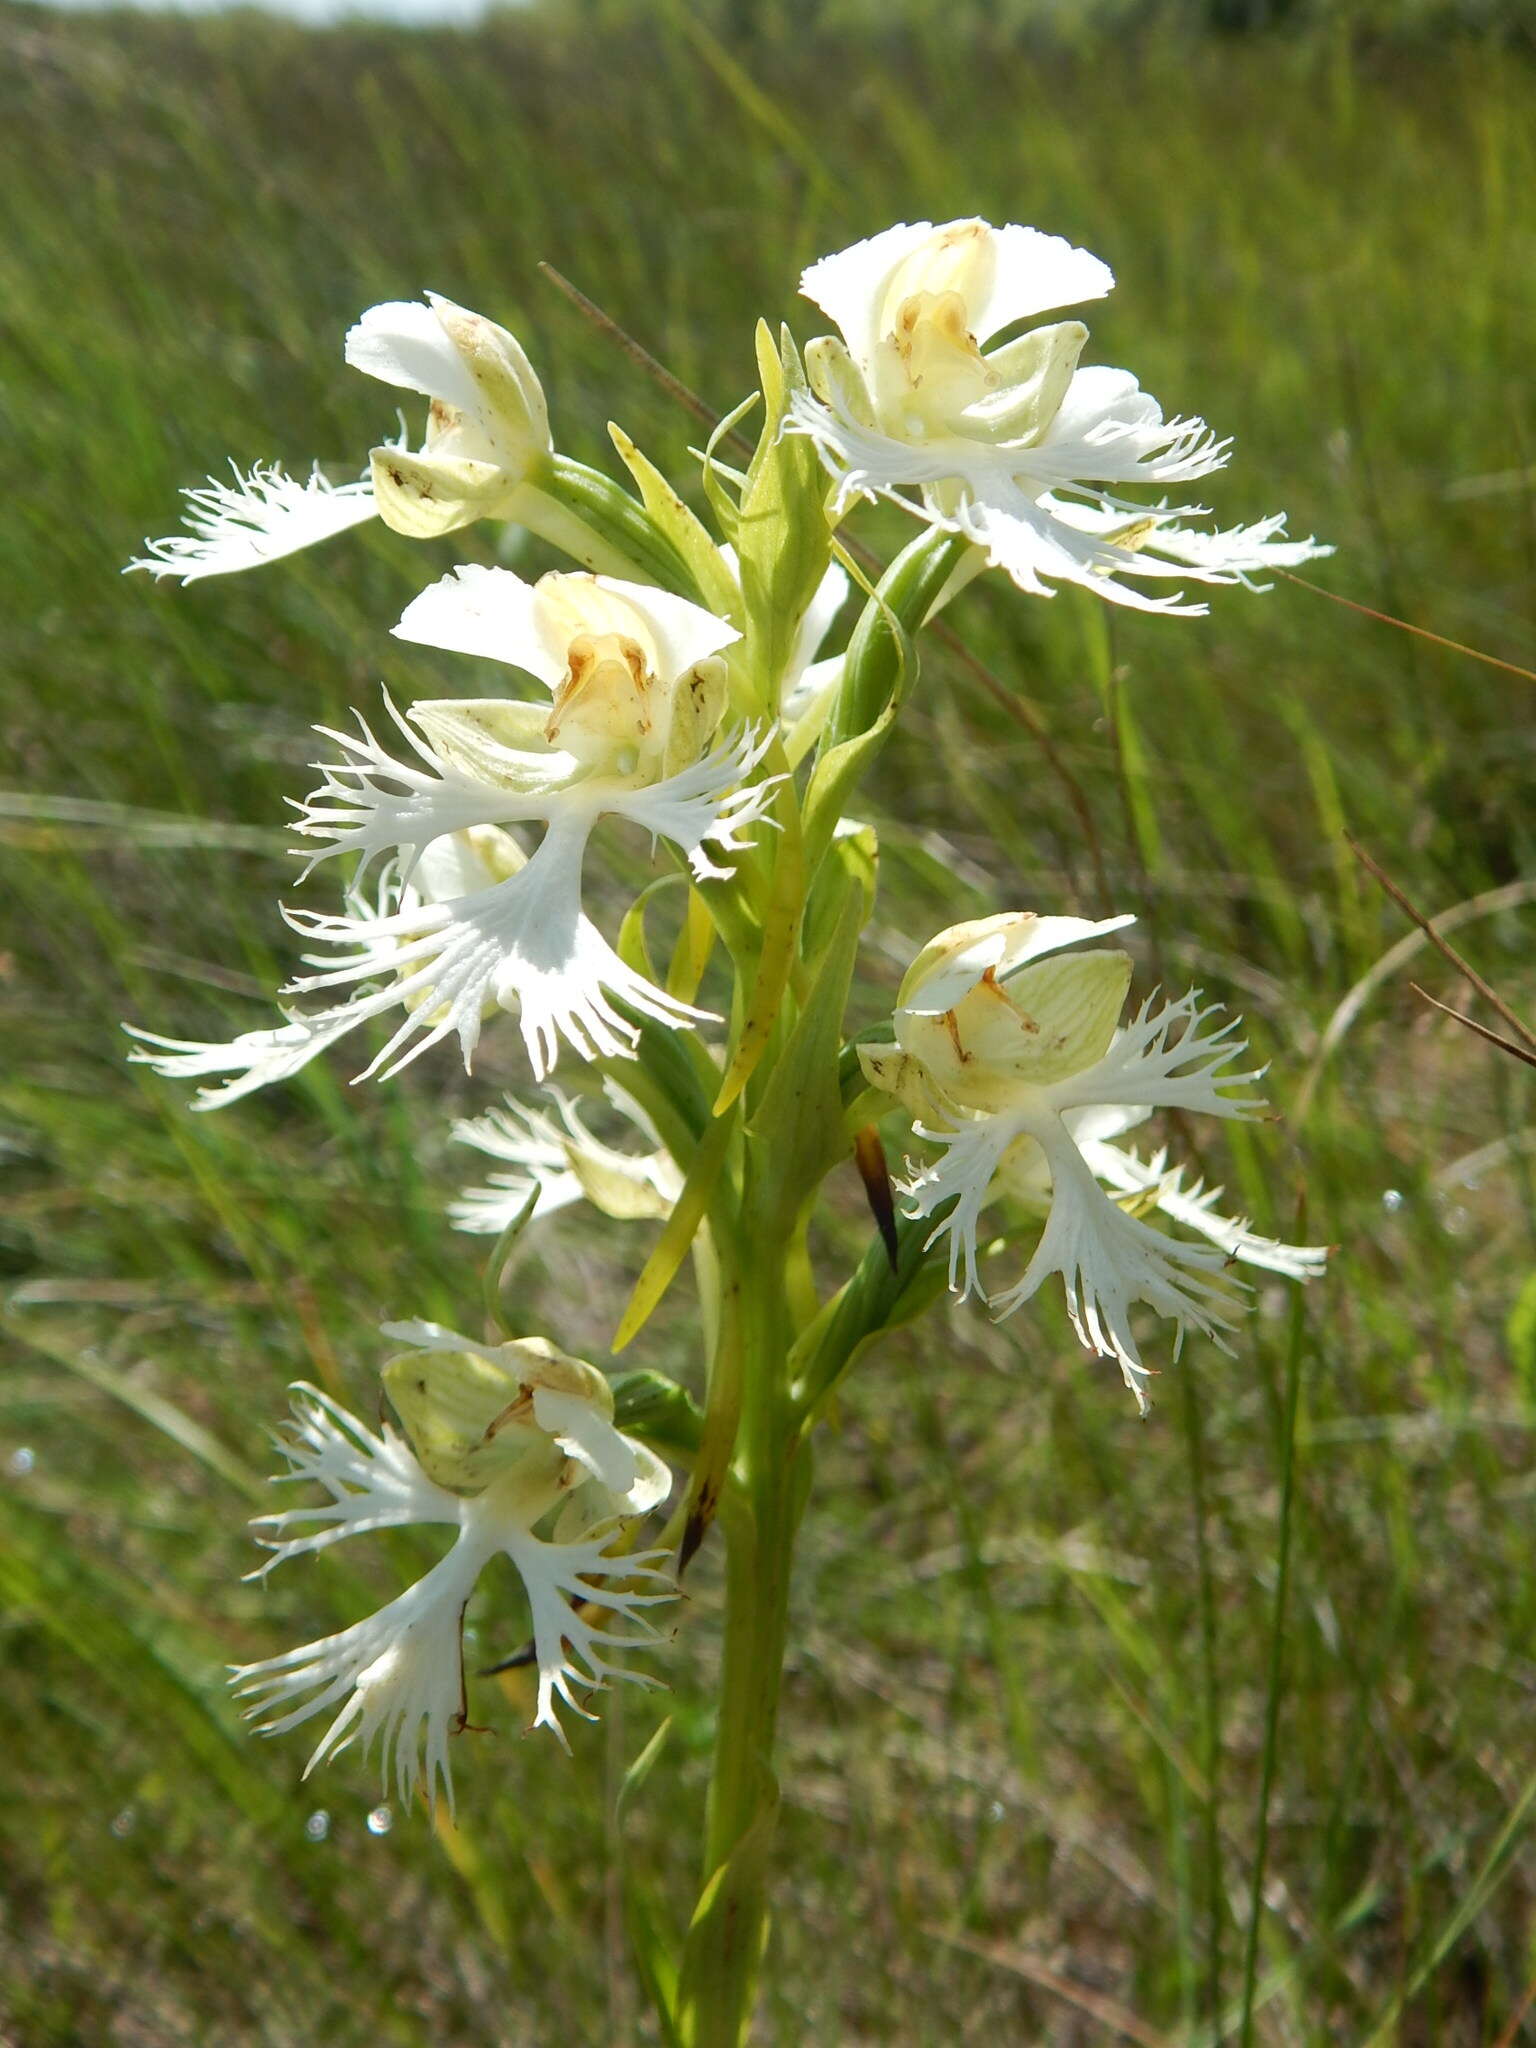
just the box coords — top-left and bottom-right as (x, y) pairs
(450, 1081), (682, 1235)
(790, 218), (1329, 615)
(131, 567), (776, 1094)
(233, 1321), (674, 1813)
(128, 293), (550, 582)
(860, 912), (1327, 1408)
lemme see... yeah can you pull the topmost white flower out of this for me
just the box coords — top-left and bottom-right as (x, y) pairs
(128, 293), (551, 583)
(791, 219), (1329, 615)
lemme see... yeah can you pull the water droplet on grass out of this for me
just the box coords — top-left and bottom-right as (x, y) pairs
(366, 1804), (393, 1836)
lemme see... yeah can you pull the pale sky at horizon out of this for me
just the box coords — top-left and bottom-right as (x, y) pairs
(40, 0), (503, 23)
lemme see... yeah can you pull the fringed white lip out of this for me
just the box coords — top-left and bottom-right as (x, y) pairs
(126, 460), (379, 584)
(125, 1007), (363, 1111)
(448, 1083), (680, 1236)
(280, 712), (775, 1080)
(283, 804), (713, 1081)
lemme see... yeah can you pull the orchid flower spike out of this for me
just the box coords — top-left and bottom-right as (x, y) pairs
(790, 219), (1330, 615)
(128, 293), (550, 583)
(232, 1322), (674, 1814)
(130, 568), (776, 1096)
(449, 1080), (682, 1235)
(860, 913), (1328, 1410)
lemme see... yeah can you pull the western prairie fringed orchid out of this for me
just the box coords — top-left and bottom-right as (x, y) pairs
(127, 294), (551, 581)
(129, 216), (1330, 2046)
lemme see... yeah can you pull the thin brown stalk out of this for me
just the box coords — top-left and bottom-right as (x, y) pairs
(1276, 570), (1536, 686)
(1348, 834), (1536, 1052)
(932, 1929), (1169, 2048)
(1410, 986), (1536, 1069)
(926, 617), (1115, 914)
(538, 262), (744, 449)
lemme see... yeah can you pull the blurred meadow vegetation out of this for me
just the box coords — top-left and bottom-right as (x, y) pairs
(4, 0), (1536, 2040)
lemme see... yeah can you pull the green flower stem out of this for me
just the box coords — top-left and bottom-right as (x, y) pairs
(678, 1241), (807, 2048)
(518, 454), (691, 588)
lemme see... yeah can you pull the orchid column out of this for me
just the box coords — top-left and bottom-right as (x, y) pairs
(129, 222), (1330, 2046)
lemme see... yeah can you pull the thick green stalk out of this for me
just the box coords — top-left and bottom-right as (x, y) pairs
(675, 1220), (808, 2046)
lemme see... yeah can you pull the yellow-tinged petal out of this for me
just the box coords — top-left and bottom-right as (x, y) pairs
(406, 698), (564, 786)
(965, 320), (1088, 445)
(897, 950), (1133, 1110)
(805, 334), (877, 428)
(382, 1332), (611, 1495)
(368, 444), (515, 539)
(856, 1041), (955, 1126)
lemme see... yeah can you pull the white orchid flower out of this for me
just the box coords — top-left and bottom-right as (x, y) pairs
(233, 1321), (674, 1814)
(450, 1080), (682, 1235)
(270, 564), (771, 1080)
(131, 569), (776, 1095)
(859, 912), (1327, 1409)
(128, 293), (549, 582)
(789, 218), (1329, 615)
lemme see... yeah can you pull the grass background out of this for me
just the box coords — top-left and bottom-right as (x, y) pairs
(4, 2), (1536, 2040)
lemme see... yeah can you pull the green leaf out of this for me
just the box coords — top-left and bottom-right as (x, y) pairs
(482, 1185), (541, 1338)
(801, 698), (897, 876)
(616, 1714), (675, 1824)
(3, 1313), (264, 1500)
(666, 884), (716, 1005)
(698, 393), (760, 544)
(712, 768), (805, 1116)
(818, 526), (968, 753)
(674, 1766), (780, 2047)
(624, 1875), (686, 2048)
(747, 873), (866, 1232)
(609, 424), (742, 619)
(733, 323), (832, 716)
(611, 1103), (738, 1353)
(789, 1200), (955, 1424)
(1507, 1269), (1536, 1399)
(801, 819), (877, 964)
(618, 873), (685, 987)
(529, 453), (693, 588)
